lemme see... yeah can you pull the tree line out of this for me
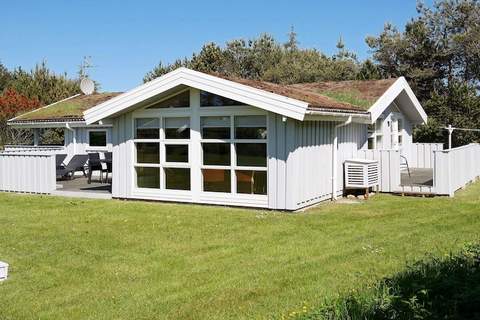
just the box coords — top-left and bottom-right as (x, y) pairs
(1, 0), (479, 147)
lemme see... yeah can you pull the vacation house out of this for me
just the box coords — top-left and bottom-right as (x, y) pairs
(3, 68), (479, 209)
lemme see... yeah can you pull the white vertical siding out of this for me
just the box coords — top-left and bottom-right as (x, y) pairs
(268, 116), (368, 210)
(111, 113), (133, 198)
(64, 127), (113, 162)
(0, 153), (56, 194)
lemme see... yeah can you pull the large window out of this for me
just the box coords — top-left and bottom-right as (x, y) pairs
(200, 115), (267, 195)
(134, 116), (191, 191)
(133, 90), (267, 198)
(147, 90), (190, 109)
(200, 91), (243, 107)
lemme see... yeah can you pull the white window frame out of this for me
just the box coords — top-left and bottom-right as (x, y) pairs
(199, 112), (268, 196)
(87, 129), (108, 150)
(130, 88), (268, 200)
(367, 118), (383, 150)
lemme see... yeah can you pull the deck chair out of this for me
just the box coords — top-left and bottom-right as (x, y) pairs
(87, 153), (103, 184)
(56, 154), (88, 179)
(55, 154), (67, 169)
(400, 155), (411, 177)
(102, 152), (112, 183)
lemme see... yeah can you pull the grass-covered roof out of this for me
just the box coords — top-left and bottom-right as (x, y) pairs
(10, 92), (122, 123)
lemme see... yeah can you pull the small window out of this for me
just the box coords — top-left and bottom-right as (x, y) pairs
(164, 117), (190, 139)
(368, 137), (375, 150)
(202, 143), (230, 165)
(235, 115), (267, 139)
(200, 91), (243, 107)
(367, 124), (375, 134)
(165, 144), (188, 163)
(376, 136), (383, 149)
(165, 168), (190, 190)
(202, 169), (231, 192)
(136, 167), (160, 189)
(375, 119), (383, 133)
(236, 170), (267, 195)
(88, 131), (107, 147)
(201, 116), (230, 139)
(147, 91), (190, 109)
(236, 143), (267, 167)
(135, 118), (159, 139)
(136, 143), (160, 164)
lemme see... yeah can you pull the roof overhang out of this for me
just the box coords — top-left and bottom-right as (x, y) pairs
(84, 68), (311, 124)
(368, 77), (427, 125)
(8, 120), (112, 129)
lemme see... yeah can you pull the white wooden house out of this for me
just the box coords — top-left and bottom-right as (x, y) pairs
(5, 67), (477, 209)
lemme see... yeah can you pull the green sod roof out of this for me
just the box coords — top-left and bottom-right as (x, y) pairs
(10, 92), (122, 123)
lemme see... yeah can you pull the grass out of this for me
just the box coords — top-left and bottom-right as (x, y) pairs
(14, 92), (120, 121)
(296, 242), (480, 319)
(0, 182), (479, 319)
(321, 90), (374, 109)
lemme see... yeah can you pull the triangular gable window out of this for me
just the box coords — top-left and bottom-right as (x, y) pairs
(147, 90), (190, 109)
(200, 91), (244, 107)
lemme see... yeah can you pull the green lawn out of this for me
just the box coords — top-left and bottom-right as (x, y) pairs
(0, 183), (479, 320)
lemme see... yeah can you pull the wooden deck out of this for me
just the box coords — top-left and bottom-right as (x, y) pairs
(401, 168), (433, 187)
(52, 176), (112, 199)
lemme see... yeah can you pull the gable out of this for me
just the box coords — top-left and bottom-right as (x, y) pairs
(84, 68), (310, 124)
(368, 77), (427, 125)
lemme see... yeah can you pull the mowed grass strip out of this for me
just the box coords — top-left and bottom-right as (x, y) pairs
(0, 182), (479, 319)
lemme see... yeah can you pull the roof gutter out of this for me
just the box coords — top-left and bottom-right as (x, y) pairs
(65, 123), (76, 154)
(305, 109), (370, 118)
(332, 116), (352, 201)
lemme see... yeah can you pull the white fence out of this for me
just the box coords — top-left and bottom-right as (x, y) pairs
(434, 143), (480, 196)
(407, 143), (444, 169)
(0, 153), (56, 194)
(2, 145), (65, 155)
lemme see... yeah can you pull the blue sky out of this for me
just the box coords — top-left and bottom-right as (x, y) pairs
(1, 0), (424, 92)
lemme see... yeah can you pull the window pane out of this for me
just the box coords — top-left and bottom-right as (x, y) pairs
(236, 170), (267, 195)
(376, 136), (383, 149)
(368, 137), (375, 150)
(165, 168), (190, 190)
(89, 131), (107, 147)
(235, 115), (267, 139)
(136, 143), (159, 164)
(165, 145), (188, 163)
(201, 116), (230, 139)
(200, 91), (243, 107)
(135, 118), (159, 139)
(147, 90), (190, 109)
(165, 117), (190, 139)
(203, 169), (231, 192)
(202, 143), (230, 165)
(136, 167), (160, 189)
(236, 143), (266, 167)
(375, 119), (383, 133)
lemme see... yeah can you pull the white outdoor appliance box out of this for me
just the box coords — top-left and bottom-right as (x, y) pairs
(0, 261), (9, 281)
(344, 159), (380, 189)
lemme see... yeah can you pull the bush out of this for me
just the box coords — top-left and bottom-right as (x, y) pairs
(290, 242), (480, 320)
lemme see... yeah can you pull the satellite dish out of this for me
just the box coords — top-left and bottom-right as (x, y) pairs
(80, 78), (95, 95)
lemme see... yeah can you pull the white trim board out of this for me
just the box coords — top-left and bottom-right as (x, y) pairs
(368, 77), (427, 125)
(84, 68), (310, 123)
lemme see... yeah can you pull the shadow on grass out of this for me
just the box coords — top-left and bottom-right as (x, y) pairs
(297, 243), (480, 319)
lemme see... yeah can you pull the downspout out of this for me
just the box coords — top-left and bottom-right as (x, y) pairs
(332, 116), (352, 200)
(65, 123), (76, 154)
